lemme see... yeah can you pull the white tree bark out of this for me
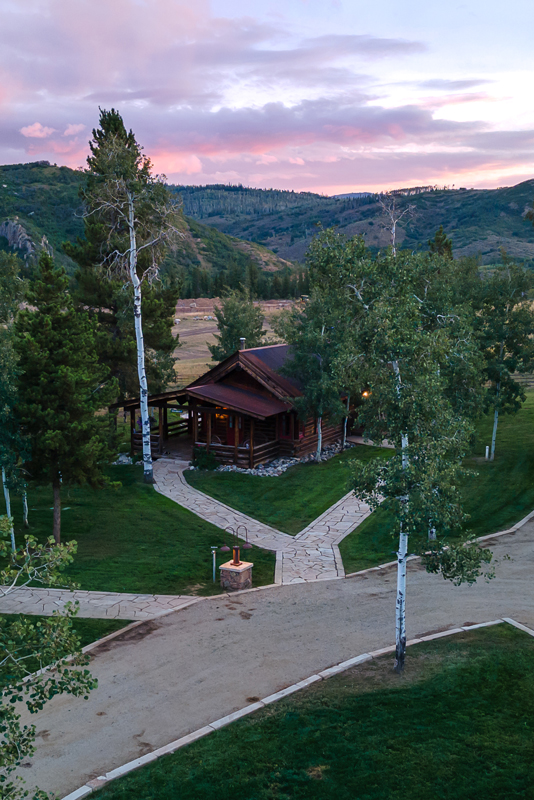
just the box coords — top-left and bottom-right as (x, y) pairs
(490, 401), (499, 461)
(392, 360), (409, 673)
(22, 489), (29, 528)
(343, 394), (350, 449)
(2, 466), (16, 552)
(316, 416), (323, 462)
(128, 192), (153, 483)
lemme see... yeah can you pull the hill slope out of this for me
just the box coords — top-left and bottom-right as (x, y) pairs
(0, 162), (294, 294)
(175, 181), (534, 266)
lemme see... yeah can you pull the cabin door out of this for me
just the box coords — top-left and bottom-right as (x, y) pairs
(227, 414), (242, 446)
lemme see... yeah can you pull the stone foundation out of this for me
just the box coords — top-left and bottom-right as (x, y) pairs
(219, 561), (253, 591)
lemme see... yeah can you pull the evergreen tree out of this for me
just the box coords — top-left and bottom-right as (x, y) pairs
(0, 252), (28, 549)
(14, 253), (117, 543)
(209, 290), (266, 361)
(428, 225), (453, 258)
(64, 108), (180, 401)
(75, 108), (180, 483)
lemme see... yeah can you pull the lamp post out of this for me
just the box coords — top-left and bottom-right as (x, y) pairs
(211, 545), (218, 583)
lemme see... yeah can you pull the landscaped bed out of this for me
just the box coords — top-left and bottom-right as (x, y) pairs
(92, 623), (534, 800)
(185, 445), (391, 534)
(1, 466), (276, 596)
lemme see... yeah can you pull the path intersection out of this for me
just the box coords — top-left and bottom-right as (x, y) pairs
(0, 457), (373, 619)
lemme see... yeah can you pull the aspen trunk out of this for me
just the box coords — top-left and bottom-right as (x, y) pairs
(490, 342), (504, 462)
(342, 394), (350, 449)
(128, 192), (153, 484)
(22, 490), (29, 528)
(392, 360), (409, 673)
(52, 476), (61, 545)
(2, 466), (16, 552)
(490, 383), (500, 461)
(316, 416), (322, 462)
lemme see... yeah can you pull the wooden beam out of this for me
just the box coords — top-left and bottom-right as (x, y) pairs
(207, 412), (212, 453)
(249, 417), (254, 468)
(234, 415), (238, 465)
(158, 404), (164, 454)
(290, 413), (295, 441)
(163, 405), (168, 440)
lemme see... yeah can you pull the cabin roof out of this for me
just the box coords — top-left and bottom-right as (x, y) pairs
(187, 383), (291, 420)
(185, 343), (302, 402)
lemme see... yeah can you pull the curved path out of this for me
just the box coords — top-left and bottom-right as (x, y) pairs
(18, 524), (534, 798)
(154, 458), (372, 583)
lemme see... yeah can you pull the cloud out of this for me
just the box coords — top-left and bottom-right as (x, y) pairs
(419, 78), (492, 91)
(63, 123), (85, 136)
(20, 122), (55, 138)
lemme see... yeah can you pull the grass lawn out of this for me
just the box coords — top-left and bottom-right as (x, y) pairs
(1, 466), (275, 596)
(0, 615), (130, 683)
(93, 623), (534, 800)
(340, 389), (534, 573)
(185, 446), (391, 534)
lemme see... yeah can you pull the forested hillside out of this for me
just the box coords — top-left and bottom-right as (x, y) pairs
(0, 162), (300, 298)
(175, 181), (534, 266)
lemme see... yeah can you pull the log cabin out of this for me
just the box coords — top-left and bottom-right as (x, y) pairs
(113, 343), (348, 468)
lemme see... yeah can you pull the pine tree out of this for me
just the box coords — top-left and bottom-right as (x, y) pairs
(428, 225), (453, 258)
(209, 290), (266, 361)
(14, 253), (117, 543)
(64, 109), (180, 401)
(75, 108), (181, 482)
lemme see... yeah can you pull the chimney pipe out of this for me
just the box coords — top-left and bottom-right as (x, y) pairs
(239, 337), (246, 350)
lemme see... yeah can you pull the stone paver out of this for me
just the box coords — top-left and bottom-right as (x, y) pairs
(0, 587), (199, 620)
(153, 458), (372, 584)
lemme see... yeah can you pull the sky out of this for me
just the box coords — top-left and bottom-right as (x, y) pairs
(1, 0), (533, 194)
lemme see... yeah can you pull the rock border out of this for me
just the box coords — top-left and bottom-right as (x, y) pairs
(60, 617), (534, 799)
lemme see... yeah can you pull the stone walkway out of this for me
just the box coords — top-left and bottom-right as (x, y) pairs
(0, 457), (373, 620)
(0, 587), (199, 620)
(153, 458), (372, 584)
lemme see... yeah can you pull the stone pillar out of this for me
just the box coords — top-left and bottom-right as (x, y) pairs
(219, 561), (253, 591)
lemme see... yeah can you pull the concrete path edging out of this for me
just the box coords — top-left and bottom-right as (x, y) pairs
(60, 617), (534, 800)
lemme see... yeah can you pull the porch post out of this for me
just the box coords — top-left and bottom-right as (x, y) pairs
(207, 411), (212, 454)
(192, 401), (198, 443)
(290, 413), (295, 441)
(163, 405), (168, 440)
(249, 417), (255, 468)
(158, 403), (164, 454)
(234, 415), (238, 465)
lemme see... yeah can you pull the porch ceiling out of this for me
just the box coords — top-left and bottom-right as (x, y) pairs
(187, 383), (290, 420)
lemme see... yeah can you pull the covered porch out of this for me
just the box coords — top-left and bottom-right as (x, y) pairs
(187, 382), (296, 468)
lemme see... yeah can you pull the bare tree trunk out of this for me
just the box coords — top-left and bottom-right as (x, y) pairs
(490, 403), (499, 461)
(490, 381), (501, 461)
(490, 341), (504, 462)
(392, 360), (409, 673)
(2, 466), (16, 552)
(316, 416), (322, 462)
(22, 489), (29, 528)
(52, 476), (61, 545)
(343, 394), (350, 450)
(128, 192), (153, 484)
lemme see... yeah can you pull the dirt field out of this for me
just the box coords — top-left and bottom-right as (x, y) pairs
(172, 298), (293, 387)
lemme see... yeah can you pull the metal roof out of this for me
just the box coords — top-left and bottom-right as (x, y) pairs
(187, 383), (291, 419)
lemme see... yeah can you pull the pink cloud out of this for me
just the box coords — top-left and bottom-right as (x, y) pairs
(20, 122), (55, 138)
(63, 123), (85, 136)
